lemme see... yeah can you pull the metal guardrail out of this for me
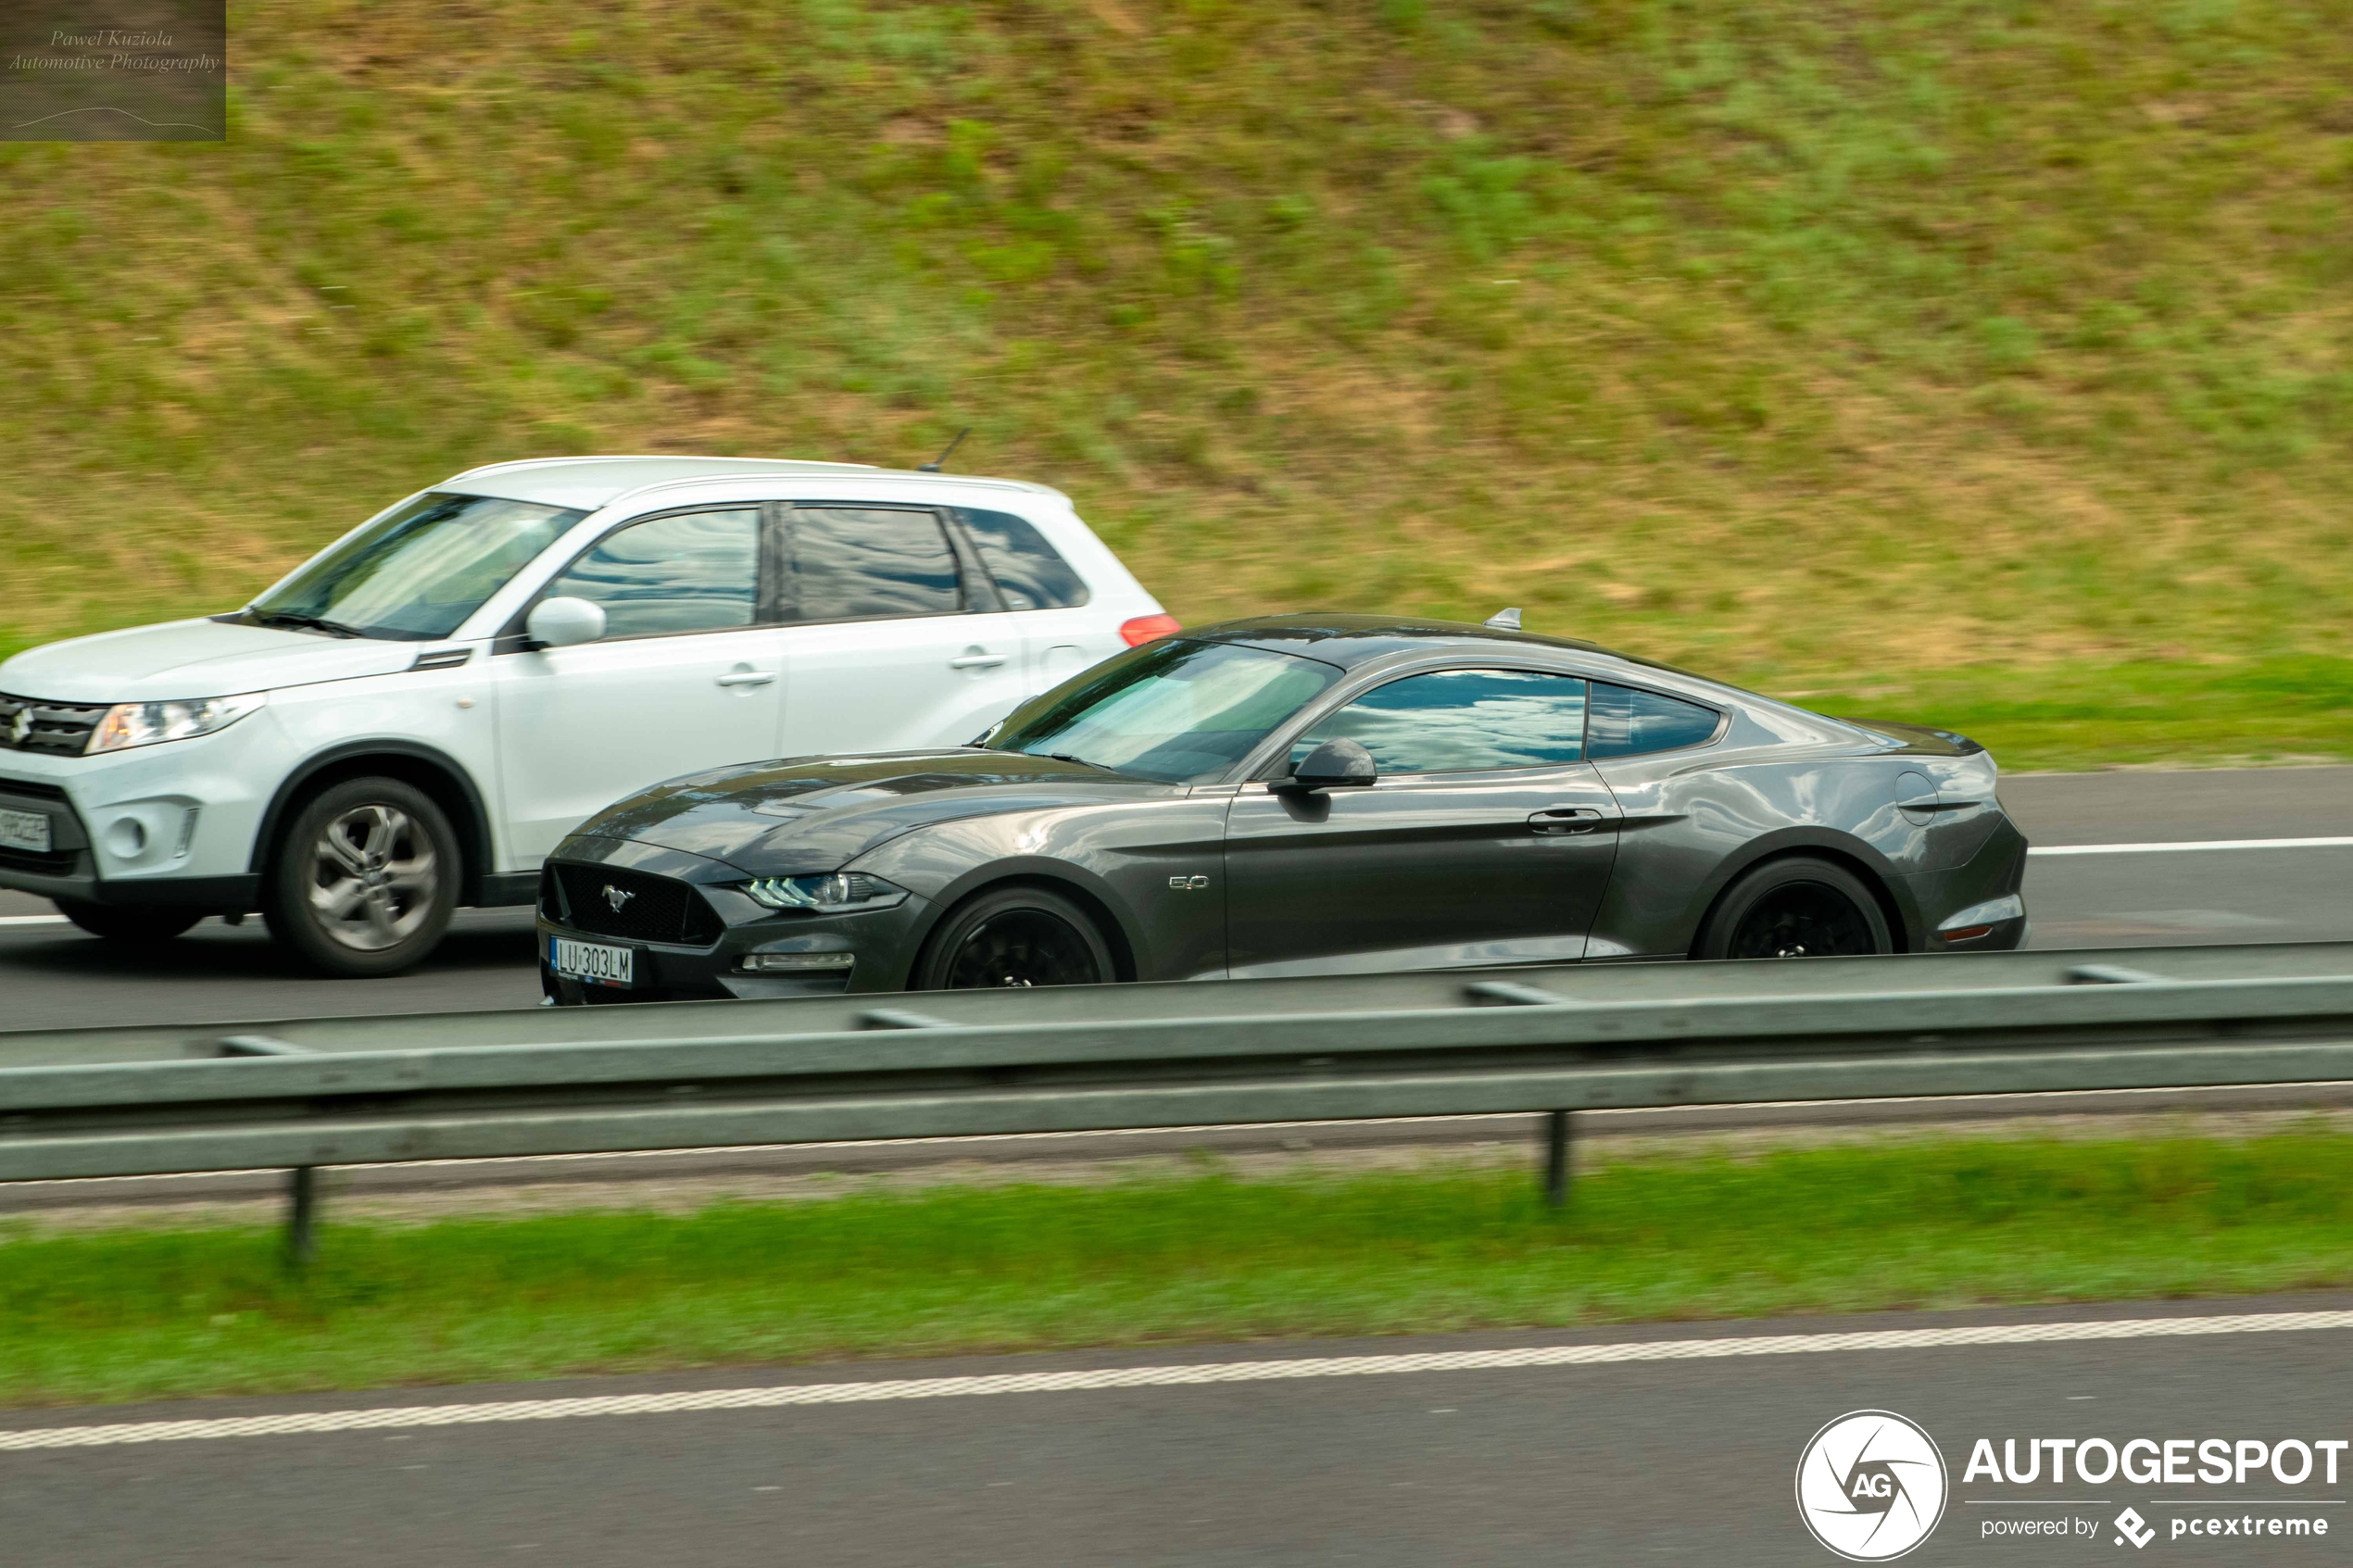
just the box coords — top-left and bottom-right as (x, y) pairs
(5, 942), (2353, 1255)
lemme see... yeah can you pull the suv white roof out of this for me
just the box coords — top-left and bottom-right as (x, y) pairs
(445, 455), (1058, 512)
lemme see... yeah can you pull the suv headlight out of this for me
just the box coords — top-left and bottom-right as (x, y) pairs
(740, 872), (908, 913)
(86, 693), (266, 755)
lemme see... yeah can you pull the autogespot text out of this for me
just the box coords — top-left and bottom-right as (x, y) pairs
(1968, 1435), (2340, 1548)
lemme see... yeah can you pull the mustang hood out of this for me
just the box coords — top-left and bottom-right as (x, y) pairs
(0, 619), (420, 702)
(572, 749), (1183, 873)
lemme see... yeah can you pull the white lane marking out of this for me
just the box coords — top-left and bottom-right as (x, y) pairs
(5, 1310), (2351, 1450)
(2032, 836), (2353, 857)
(0, 915), (68, 926)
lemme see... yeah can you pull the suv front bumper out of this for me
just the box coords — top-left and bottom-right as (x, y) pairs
(0, 718), (278, 912)
(0, 778), (258, 909)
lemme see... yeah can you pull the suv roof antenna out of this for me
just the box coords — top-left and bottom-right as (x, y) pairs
(1484, 607), (1522, 631)
(916, 428), (970, 473)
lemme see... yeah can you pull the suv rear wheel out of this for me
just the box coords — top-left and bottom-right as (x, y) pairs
(262, 776), (458, 977)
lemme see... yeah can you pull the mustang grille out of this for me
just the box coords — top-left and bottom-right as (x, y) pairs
(546, 862), (724, 947)
(0, 693), (108, 757)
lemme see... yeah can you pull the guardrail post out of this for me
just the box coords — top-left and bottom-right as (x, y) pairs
(1543, 1110), (1571, 1209)
(286, 1166), (318, 1268)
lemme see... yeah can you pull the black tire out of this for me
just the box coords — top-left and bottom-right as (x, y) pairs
(914, 884), (1116, 990)
(52, 899), (202, 943)
(261, 776), (459, 977)
(1695, 855), (1894, 960)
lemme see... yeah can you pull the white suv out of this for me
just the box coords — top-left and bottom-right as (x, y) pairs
(0, 456), (1174, 975)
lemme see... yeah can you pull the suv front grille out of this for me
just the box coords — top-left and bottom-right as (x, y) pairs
(546, 861), (724, 947)
(0, 693), (107, 757)
(0, 780), (83, 875)
(0, 845), (78, 875)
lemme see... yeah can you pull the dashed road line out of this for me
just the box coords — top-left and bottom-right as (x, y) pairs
(2031, 837), (2353, 857)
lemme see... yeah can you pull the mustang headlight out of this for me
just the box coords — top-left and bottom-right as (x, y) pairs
(85, 693), (266, 755)
(740, 872), (908, 914)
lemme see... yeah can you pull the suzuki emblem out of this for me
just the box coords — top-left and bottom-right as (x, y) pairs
(602, 884), (635, 912)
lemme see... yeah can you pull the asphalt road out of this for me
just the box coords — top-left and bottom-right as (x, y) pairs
(8, 1294), (2351, 1566)
(1, 765), (2346, 1033)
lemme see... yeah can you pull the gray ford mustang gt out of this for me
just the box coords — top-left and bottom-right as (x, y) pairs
(538, 615), (2029, 1004)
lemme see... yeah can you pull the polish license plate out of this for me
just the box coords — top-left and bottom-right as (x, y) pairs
(0, 807), (51, 854)
(549, 935), (633, 986)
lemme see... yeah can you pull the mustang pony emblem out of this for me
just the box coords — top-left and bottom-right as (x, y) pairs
(602, 884), (635, 912)
(6, 709), (29, 746)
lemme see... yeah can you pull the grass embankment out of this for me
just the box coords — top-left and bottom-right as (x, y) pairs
(9, 1130), (2353, 1410)
(3, 2), (2351, 767)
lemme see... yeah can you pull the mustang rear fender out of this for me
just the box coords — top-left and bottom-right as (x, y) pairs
(1678, 831), (1916, 956)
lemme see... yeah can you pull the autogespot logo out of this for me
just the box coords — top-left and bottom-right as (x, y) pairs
(1797, 1410), (1950, 1561)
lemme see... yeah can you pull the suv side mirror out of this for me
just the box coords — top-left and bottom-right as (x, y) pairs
(1280, 737), (1378, 792)
(526, 596), (606, 649)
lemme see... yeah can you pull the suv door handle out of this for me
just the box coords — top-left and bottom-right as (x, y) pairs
(715, 671), (776, 687)
(1529, 808), (1604, 834)
(948, 651), (1008, 670)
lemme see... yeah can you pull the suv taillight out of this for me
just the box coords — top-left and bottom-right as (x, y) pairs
(1118, 613), (1181, 647)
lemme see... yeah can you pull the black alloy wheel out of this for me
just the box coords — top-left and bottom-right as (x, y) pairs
(919, 885), (1115, 989)
(52, 899), (202, 943)
(1697, 855), (1893, 960)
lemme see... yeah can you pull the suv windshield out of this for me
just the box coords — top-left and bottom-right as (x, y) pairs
(243, 493), (587, 641)
(985, 639), (1341, 783)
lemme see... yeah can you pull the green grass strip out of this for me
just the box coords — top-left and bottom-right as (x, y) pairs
(11, 1130), (2353, 1411)
(1782, 656), (2353, 772)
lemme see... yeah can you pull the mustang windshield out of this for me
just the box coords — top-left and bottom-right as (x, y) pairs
(244, 493), (587, 641)
(987, 639), (1341, 783)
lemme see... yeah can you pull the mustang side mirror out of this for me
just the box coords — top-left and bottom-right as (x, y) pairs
(1280, 737), (1378, 793)
(526, 596), (607, 649)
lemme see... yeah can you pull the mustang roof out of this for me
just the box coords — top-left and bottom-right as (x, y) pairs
(1189, 614), (1636, 671)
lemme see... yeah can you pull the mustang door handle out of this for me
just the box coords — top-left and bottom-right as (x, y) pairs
(715, 671), (777, 687)
(1529, 809), (1605, 834)
(948, 652), (1009, 670)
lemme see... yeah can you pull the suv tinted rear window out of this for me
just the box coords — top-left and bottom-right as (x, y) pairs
(953, 507), (1089, 610)
(787, 507), (963, 621)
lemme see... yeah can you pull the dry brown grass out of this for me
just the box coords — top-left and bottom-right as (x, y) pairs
(3, 0), (2350, 761)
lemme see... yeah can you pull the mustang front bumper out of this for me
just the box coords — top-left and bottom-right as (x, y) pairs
(537, 896), (937, 1006)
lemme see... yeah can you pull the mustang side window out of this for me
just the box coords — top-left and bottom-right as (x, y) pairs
(1290, 669), (1589, 775)
(1586, 683), (1721, 759)
(787, 507), (964, 621)
(952, 507), (1090, 610)
(544, 508), (761, 639)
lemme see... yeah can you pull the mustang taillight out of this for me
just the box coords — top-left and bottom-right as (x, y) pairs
(1118, 613), (1182, 647)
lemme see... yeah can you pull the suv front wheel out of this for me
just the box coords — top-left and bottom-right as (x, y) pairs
(262, 776), (458, 977)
